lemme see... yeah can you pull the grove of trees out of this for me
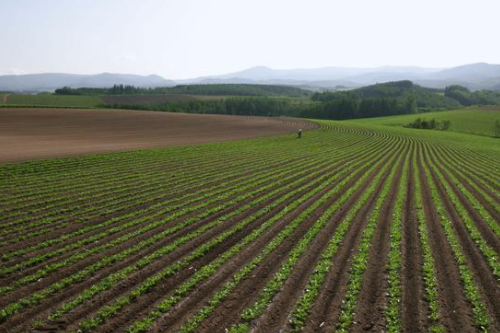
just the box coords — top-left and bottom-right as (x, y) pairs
(56, 84), (312, 98)
(445, 85), (500, 106)
(405, 118), (452, 130)
(105, 97), (311, 117)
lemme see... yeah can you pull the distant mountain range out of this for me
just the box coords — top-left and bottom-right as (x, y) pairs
(0, 73), (174, 92)
(1, 63), (500, 92)
(184, 63), (500, 91)
(179, 65), (442, 87)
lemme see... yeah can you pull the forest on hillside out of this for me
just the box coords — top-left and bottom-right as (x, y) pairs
(55, 84), (312, 98)
(56, 81), (500, 120)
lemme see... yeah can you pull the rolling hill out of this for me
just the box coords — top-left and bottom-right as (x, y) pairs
(349, 107), (500, 137)
(305, 81), (462, 120)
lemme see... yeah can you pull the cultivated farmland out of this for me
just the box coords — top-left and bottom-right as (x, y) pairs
(0, 108), (314, 162)
(1, 117), (500, 333)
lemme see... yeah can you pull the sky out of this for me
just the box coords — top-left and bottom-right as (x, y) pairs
(1, 0), (499, 79)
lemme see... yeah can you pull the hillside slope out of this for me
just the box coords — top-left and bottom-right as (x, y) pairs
(348, 107), (500, 138)
(305, 81), (461, 120)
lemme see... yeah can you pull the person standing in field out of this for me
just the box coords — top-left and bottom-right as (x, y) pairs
(298, 128), (302, 139)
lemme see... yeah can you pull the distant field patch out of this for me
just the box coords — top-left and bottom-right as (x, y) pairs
(0, 93), (9, 104)
(5, 94), (102, 107)
(349, 107), (500, 137)
(101, 94), (225, 105)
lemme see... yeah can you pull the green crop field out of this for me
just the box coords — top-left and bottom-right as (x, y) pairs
(101, 94), (225, 105)
(3, 94), (103, 107)
(1, 114), (500, 333)
(349, 107), (500, 137)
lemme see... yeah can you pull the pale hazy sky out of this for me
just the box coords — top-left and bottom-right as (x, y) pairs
(1, 0), (499, 79)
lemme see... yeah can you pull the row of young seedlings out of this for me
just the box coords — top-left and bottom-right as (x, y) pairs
(2, 131), (333, 219)
(1, 170), (295, 279)
(332, 143), (405, 333)
(0, 152), (321, 268)
(383, 144), (411, 332)
(0, 128), (346, 211)
(449, 146), (500, 185)
(1, 133), (351, 241)
(425, 145), (500, 281)
(0, 149), (226, 215)
(0, 145), (260, 217)
(42, 157), (344, 327)
(0, 158), (264, 250)
(1, 167), (220, 238)
(2, 130), (371, 263)
(175, 140), (403, 333)
(8, 138), (316, 212)
(0, 138), (265, 191)
(413, 151), (444, 332)
(430, 145), (500, 237)
(0, 134), (360, 276)
(0, 152), (165, 193)
(418, 145), (492, 331)
(79, 135), (400, 333)
(440, 144), (500, 195)
(0, 163), (304, 321)
(438, 146), (500, 217)
(72, 156), (352, 333)
(456, 147), (500, 179)
(0, 153), (213, 212)
(0, 159), (239, 238)
(276, 141), (406, 333)
(1, 133), (361, 258)
(0, 126), (330, 197)
(0, 131), (371, 322)
(187, 126), (396, 333)
(0, 145), (257, 205)
(1, 165), (162, 218)
(382, 141), (446, 333)
(0, 155), (331, 301)
(0, 124), (372, 324)
(0, 149), (289, 238)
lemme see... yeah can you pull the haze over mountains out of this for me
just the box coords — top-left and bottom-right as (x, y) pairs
(0, 73), (174, 92)
(188, 63), (500, 91)
(1, 63), (500, 92)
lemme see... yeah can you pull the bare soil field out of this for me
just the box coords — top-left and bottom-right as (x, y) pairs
(0, 108), (315, 162)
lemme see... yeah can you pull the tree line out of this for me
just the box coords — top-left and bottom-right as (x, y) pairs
(56, 84), (312, 98)
(104, 97), (312, 117)
(444, 85), (500, 106)
(58, 81), (500, 120)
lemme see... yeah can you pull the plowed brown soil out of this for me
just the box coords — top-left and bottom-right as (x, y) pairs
(0, 108), (315, 162)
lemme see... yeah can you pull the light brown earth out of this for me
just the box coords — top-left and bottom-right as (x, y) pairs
(0, 108), (316, 162)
